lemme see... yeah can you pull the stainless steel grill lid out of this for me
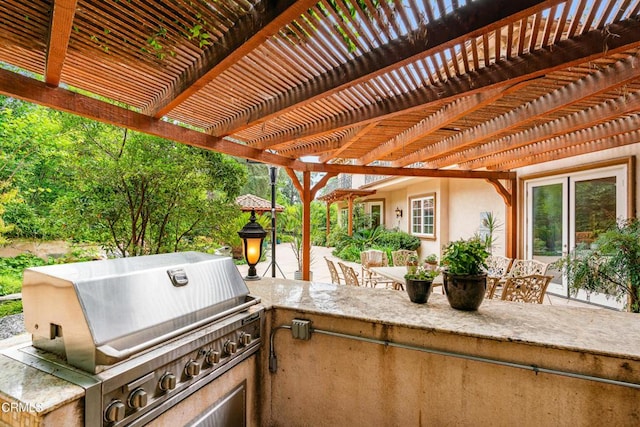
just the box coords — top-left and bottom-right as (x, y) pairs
(22, 252), (252, 373)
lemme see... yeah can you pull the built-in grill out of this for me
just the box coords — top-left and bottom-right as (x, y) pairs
(3, 252), (263, 426)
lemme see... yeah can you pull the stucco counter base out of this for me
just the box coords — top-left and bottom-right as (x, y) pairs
(250, 278), (640, 426)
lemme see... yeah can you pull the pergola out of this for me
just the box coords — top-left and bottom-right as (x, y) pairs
(317, 189), (376, 236)
(1, 0), (639, 279)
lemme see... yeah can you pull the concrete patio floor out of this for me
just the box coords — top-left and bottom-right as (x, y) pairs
(237, 244), (601, 310)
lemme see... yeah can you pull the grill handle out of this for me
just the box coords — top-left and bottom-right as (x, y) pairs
(96, 297), (261, 361)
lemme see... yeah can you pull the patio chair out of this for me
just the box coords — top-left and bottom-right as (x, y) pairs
(325, 257), (343, 285)
(501, 274), (553, 304)
(338, 262), (360, 287)
(360, 249), (389, 287)
(391, 249), (418, 267)
(507, 259), (550, 277)
(485, 255), (513, 299)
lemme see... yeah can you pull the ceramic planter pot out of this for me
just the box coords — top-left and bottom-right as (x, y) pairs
(405, 279), (434, 304)
(442, 272), (487, 311)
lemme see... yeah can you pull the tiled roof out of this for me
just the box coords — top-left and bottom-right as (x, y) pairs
(236, 194), (284, 212)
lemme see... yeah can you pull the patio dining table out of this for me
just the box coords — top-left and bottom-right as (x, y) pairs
(370, 266), (444, 293)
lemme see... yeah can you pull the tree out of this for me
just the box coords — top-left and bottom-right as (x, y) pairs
(0, 183), (19, 245)
(0, 97), (73, 239)
(55, 122), (246, 256)
(555, 218), (640, 313)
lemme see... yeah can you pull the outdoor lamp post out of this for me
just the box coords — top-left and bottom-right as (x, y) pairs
(237, 210), (267, 280)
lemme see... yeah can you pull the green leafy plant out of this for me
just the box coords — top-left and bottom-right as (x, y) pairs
(441, 237), (489, 276)
(424, 254), (438, 264)
(554, 218), (640, 312)
(478, 211), (503, 254)
(405, 265), (438, 281)
(0, 300), (22, 317)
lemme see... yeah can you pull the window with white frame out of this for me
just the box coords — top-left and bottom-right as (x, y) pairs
(411, 195), (435, 237)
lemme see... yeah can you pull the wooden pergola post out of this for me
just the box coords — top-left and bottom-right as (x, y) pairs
(487, 178), (518, 259)
(301, 171), (312, 280)
(347, 196), (354, 236)
(286, 169), (337, 280)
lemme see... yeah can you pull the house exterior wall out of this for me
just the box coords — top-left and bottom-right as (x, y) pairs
(447, 179), (506, 255)
(363, 177), (505, 260)
(353, 145), (638, 263)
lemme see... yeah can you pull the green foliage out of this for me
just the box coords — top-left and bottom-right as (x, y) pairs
(405, 265), (438, 281)
(0, 300), (22, 317)
(0, 98), (73, 240)
(441, 237), (489, 276)
(0, 183), (19, 245)
(531, 184), (563, 256)
(49, 124), (246, 256)
(331, 226), (420, 263)
(0, 253), (49, 296)
(554, 218), (640, 312)
(375, 229), (420, 251)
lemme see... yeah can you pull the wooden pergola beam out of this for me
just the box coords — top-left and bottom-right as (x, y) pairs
(277, 128), (362, 158)
(0, 67), (300, 169)
(211, 0), (561, 137)
(461, 91), (640, 169)
(425, 57), (640, 169)
(355, 89), (504, 166)
(304, 162), (515, 180)
(45, 0), (77, 87)
(491, 128), (640, 170)
(253, 19), (640, 150)
(284, 168), (303, 194)
(318, 123), (378, 164)
(145, 0), (319, 118)
(481, 115), (640, 169)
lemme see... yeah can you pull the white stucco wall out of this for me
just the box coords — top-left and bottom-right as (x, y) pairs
(447, 179), (506, 255)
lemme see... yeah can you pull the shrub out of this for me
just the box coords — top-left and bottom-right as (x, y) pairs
(329, 226), (420, 262)
(376, 229), (420, 250)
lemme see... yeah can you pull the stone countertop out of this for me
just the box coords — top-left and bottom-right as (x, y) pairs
(248, 278), (640, 361)
(0, 352), (85, 415)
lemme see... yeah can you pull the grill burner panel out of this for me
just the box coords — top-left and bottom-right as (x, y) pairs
(7, 304), (263, 426)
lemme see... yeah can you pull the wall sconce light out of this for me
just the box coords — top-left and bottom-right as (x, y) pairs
(395, 207), (403, 218)
(237, 210), (267, 280)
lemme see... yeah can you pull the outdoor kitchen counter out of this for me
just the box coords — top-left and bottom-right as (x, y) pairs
(248, 278), (640, 361)
(0, 338), (85, 426)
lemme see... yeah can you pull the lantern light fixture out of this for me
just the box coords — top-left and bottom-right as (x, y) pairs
(395, 207), (403, 218)
(237, 210), (267, 280)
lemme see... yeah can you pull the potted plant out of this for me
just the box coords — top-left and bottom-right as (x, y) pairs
(440, 237), (490, 311)
(291, 232), (314, 281)
(406, 253), (419, 274)
(404, 265), (439, 304)
(554, 218), (640, 312)
(423, 254), (438, 270)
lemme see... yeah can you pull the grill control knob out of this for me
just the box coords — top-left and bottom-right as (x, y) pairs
(205, 350), (221, 365)
(185, 360), (201, 378)
(128, 388), (148, 409)
(104, 400), (126, 423)
(159, 372), (177, 391)
(240, 332), (252, 346)
(224, 340), (237, 356)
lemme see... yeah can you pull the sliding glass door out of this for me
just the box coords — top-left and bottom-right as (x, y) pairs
(525, 165), (628, 308)
(527, 178), (567, 296)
